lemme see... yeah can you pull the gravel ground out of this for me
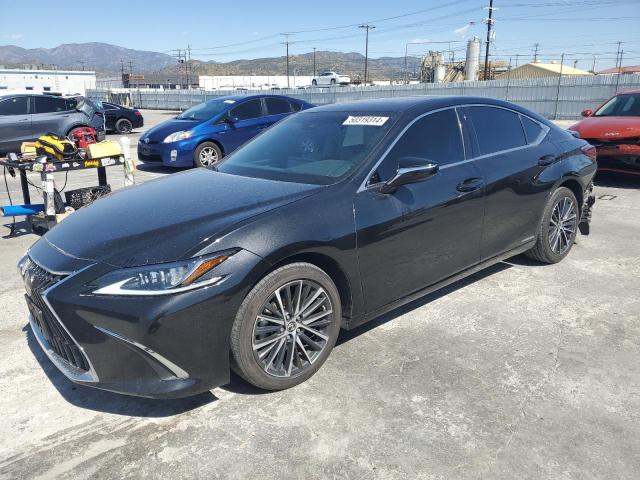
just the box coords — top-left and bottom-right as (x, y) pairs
(0, 113), (638, 479)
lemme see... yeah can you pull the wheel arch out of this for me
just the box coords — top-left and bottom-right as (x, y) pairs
(197, 138), (225, 156)
(558, 177), (584, 215)
(65, 124), (91, 137)
(261, 252), (354, 322)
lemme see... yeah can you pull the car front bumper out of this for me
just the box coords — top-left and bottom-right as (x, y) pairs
(137, 139), (197, 168)
(21, 243), (265, 398)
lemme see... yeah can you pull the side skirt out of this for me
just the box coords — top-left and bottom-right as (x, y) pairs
(344, 240), (535, 330)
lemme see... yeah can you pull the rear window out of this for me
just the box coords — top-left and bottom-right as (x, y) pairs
(265, 97), (292, 115)
(34, 96), (68, 113)
(521, 116), (543, 144)
(0, 97), (29, 115)
(466, 106), (526, 155)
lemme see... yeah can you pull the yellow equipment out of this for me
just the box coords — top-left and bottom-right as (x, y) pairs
(35, 134), (77, 161)
(87, 140), (123, 159)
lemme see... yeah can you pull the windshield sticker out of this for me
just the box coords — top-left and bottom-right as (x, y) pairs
(223, 100), (236, 104)
(343, 115), (389, 126)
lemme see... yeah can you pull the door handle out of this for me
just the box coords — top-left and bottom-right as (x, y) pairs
(456, 177), (484, 193)
(538, 154), (556, 166)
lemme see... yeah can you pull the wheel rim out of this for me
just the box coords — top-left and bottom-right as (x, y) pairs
(199, 147), (219, 166)
(548, 196), (577, 255)
(252, 280), (334, 378)
(118, 120), (132, 133)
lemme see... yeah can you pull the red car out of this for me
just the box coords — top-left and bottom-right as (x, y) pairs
(569, 90), (640, 176)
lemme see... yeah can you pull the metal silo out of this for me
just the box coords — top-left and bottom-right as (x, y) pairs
(465, 36), (481, 81)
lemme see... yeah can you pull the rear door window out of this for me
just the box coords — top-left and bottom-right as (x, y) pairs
(265, 97), (292, 115)
(231, 99), (263, 121)
(521, 116), (544, 144)
(466, 106), (526, 155)
(0, 97), (29, 115)
(34, 96), (68, 113)
(376, 108), (465, 181)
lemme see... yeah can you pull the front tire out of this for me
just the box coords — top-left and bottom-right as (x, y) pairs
(230, 263), (342, 390)
(526, 187), (579, 264)
(312, 79), (317, 86)
(194, 141), (222, 168)
(115, 118), (133, 134)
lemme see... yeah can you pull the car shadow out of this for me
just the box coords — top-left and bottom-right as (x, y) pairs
(136, 163), (188, 175)
(23, 325), (216, 416)
(594, 172), (639, 189)
(336, 261), (512, 346)
(222, 261), (514, 395)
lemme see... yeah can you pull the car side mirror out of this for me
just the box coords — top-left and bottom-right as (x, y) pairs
(581, 109), (593, 117)
(379, 157), (439, 194)
(225, 115), (240, 124)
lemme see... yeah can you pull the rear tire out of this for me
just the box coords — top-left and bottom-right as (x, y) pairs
(115, 118), (133, 134)
(526, 187), (579, 264)
(312, 79), (317, 86)
(330, 78), (336, 85)
(194, 141), (222, 168)
(230, 262), (342, 390)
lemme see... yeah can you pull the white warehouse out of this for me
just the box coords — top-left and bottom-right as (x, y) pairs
(0, 69), (97, 95)
(199, 75), (314, 90)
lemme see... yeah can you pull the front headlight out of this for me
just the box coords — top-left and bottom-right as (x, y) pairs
(91, 252), (233, 296)
(163, 130), (193, 143)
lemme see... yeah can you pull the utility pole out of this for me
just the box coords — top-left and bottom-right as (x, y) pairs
(129, 60), (134, 88)
(313, 47), (316, 78)
(533, 43), (539, 62)
(359, 24), (375, 85)
(186, 44), (191, 89)
(281, 34), (291, 88)
(483, 0), (495, 80)
(591, 55), (598, 73)
(553, 52), (565, 120)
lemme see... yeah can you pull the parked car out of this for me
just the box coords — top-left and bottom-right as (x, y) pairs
(138, 94), (313, 168)
(568, 90), (640, 176)
(102, 102), (144, 134)
(19, 96), (596, 398)
(0, 94), (104, 155)
(312, 71), (350, 86)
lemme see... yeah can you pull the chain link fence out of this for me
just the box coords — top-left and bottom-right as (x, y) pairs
(88, 73), (640, 120)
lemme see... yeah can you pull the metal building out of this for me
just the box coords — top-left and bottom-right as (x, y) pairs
(497, 62), (593, 80)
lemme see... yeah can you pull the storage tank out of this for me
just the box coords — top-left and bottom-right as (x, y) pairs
(465, 36), (481, 81)
(434, 64), (446, 83)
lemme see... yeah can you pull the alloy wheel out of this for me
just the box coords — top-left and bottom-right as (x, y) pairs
(252, 280), (334, 378)
(548, 196), (577, 255)
(199, 147), (219, 167)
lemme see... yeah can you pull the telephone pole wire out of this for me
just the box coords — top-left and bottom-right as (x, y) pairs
(359, 24), (375, 85)
(483, 0), (495, 80)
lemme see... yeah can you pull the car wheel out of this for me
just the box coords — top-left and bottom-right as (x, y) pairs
(330, 78), (336, 85)
(312, 79), (317, 86)
(194, 142), (222, 168)
(230, 262), (342, 390)
(66, 126), (89, 139)
(526, 186), (579, 264)
(115, 118), (133, 134)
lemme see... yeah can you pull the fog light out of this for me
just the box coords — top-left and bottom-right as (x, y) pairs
(170, 150), (178, 162)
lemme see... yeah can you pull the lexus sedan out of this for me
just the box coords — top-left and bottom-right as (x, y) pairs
(138, 94), (313, 168)
(20, 96), (596, 398)
(568, 90), (640, 176)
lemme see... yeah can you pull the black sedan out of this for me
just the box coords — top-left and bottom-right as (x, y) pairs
(102, 102), (144, 134)
(19, 96), (596, 398)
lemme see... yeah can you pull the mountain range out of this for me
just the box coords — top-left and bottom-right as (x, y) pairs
(0, 42), (422, 80)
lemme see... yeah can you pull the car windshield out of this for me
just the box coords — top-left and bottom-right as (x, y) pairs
(177, 98), (236, 120)
(217, 111), (395, 185)
(594, 93), (640, 117)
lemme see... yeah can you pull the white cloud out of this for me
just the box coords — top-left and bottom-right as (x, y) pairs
(2, 33), (24, 40)
(410, 38), (431, 44)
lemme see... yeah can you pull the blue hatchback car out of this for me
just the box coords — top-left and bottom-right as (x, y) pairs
(138, 94), (313, 168)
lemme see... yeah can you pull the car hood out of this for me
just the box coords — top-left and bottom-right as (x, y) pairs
(142, 118), (201, 142)
(570, 116), (640, 140)
(38, 169), (322, 268)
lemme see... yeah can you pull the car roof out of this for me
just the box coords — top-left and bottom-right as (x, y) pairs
(206, 94), (306, 103)
(306, 95), (538, 116)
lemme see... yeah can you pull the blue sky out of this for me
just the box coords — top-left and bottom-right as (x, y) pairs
(2, 0), (640, 69)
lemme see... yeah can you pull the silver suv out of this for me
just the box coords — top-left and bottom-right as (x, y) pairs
(0, 94), (105, 155)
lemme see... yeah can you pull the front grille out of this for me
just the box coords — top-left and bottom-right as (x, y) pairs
(23, 259), (90, 372)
